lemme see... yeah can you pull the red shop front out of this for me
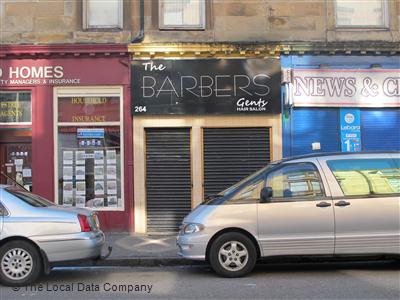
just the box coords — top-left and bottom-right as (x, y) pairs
(0, 44), (133, 231)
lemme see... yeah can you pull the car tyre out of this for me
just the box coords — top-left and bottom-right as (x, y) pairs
(0, 240), (42, 286)
(209, 232), (257, 278)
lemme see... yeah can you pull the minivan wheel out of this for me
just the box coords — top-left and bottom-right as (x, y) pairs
(0, 240), (42, 286)
(209, 232), (257, 278)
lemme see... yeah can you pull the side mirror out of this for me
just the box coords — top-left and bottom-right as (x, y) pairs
(260, 186), (273, 203)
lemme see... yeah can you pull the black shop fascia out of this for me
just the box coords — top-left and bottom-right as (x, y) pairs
(131, 59), (281, 115)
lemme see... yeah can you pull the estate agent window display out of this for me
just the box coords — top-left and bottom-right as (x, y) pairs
(0, 91), (33, 190)
(55, 88), (124, 211)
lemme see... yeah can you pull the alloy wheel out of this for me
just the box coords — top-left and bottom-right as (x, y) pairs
(1, 248), (33, 281)
(218, 240), (249, 272)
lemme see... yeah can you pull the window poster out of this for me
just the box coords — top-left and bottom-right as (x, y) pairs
(22, 168), (32, 178)
(107, 180), (117, 195)
(94, 165), (104, 180)
(106, 150), (117, 164)
(92, 198), (104, 208)
(14, 159), (23, 166)
(63, 195), (73, 206)
(58, 126), (122, 210)
(76, 181), (86, 195)
(94, 180), (105, 196)
(76, 165), (85, 180)
(107, 196), (118, 207)
(63, 166), (73, 180)
(107, 165), (117, 180)
(63, 182), (73, 195)
(76, 196), (86, 208)
(94, 150), (104, 164)
(63, 151), (73, 165)
(75, 151), (85, 165)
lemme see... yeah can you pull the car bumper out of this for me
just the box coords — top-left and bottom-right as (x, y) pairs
(176, 233), (208, 260)
(33, 230), (105, 263)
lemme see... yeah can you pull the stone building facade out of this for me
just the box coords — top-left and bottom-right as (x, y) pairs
(1, 1), (399, 45)
(1, 1), (399, 233)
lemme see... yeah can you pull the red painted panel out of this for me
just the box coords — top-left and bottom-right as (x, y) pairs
(31, 86), (54, 201)
(1, 55), (133, 232)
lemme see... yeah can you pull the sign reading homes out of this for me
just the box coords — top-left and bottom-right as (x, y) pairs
(131, 59), (281, 115)
(292, 69), (400, 107)
(0, 65), (80, 85)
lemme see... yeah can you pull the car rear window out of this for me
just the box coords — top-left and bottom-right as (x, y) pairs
(6, 189), (55, 207)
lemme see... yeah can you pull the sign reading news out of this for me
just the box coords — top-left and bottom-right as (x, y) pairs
(340, 108), (362, 152)
(292, 69), (400, 107)
(131, 59), (281, 115)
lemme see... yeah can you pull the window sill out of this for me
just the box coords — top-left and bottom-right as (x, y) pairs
(82, 28), (124, 32)
(334, 27), (390, 32)
(159, 27), (206, 31)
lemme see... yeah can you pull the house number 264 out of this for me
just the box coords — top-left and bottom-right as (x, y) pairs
(134, 106), (147, 113)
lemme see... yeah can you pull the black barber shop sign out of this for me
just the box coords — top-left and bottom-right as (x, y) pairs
(131, 59), (281, 115)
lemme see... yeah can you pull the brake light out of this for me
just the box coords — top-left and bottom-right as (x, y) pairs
(78, 214), (91, 232)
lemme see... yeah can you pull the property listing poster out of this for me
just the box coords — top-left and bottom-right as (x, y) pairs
(59, 127), (122, 209)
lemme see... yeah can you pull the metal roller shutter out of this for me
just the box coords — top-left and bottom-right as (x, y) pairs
(203, 127), (271, 197)
(145, 128), (192, 233)
(291, 108), (340, 156)
(361, 109), (400, 151)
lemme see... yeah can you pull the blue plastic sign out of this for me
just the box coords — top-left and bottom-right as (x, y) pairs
(77, 128), (105, 139)
(340, 109), (362, 152)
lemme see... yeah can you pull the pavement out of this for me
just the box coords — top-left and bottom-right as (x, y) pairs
(63, 232), (201, 267)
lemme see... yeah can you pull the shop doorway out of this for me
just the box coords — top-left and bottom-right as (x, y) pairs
(203, 127), (271, 196)
(145, 128), (192, 233)
(0, 138), (32, 191)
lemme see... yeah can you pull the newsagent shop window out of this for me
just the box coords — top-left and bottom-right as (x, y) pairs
(55, 87), (124, 211)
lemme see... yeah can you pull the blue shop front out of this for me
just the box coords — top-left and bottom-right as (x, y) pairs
(281, 55), (400, 157)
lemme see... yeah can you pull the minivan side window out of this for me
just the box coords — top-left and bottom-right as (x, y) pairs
(266, 163), (324, 201)
(327, 158), (400, 197)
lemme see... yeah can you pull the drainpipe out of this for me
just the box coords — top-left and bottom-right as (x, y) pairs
(131, 0), (144, 43)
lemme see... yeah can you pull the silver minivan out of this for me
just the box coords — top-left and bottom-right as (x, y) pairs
(177, 152), (400, 277)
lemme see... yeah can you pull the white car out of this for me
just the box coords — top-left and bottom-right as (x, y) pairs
(177, 152), (400, 277)
(0, 186), (105, 286)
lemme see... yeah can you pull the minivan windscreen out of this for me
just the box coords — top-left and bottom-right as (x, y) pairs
(216, 163), (278, 198)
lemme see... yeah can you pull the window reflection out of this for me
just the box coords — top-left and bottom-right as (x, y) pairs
(328, 159), (400, 196)
(266, 164), (324, 200)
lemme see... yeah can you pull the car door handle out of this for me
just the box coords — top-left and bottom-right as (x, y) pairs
(335, 200), (351, 207)
(316, 201), (332, 208)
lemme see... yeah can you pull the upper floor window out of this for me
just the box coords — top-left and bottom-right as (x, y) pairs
(335, 0), (388, 28)
(83, 0), (123, 29)
(159, 0), (205, 30)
